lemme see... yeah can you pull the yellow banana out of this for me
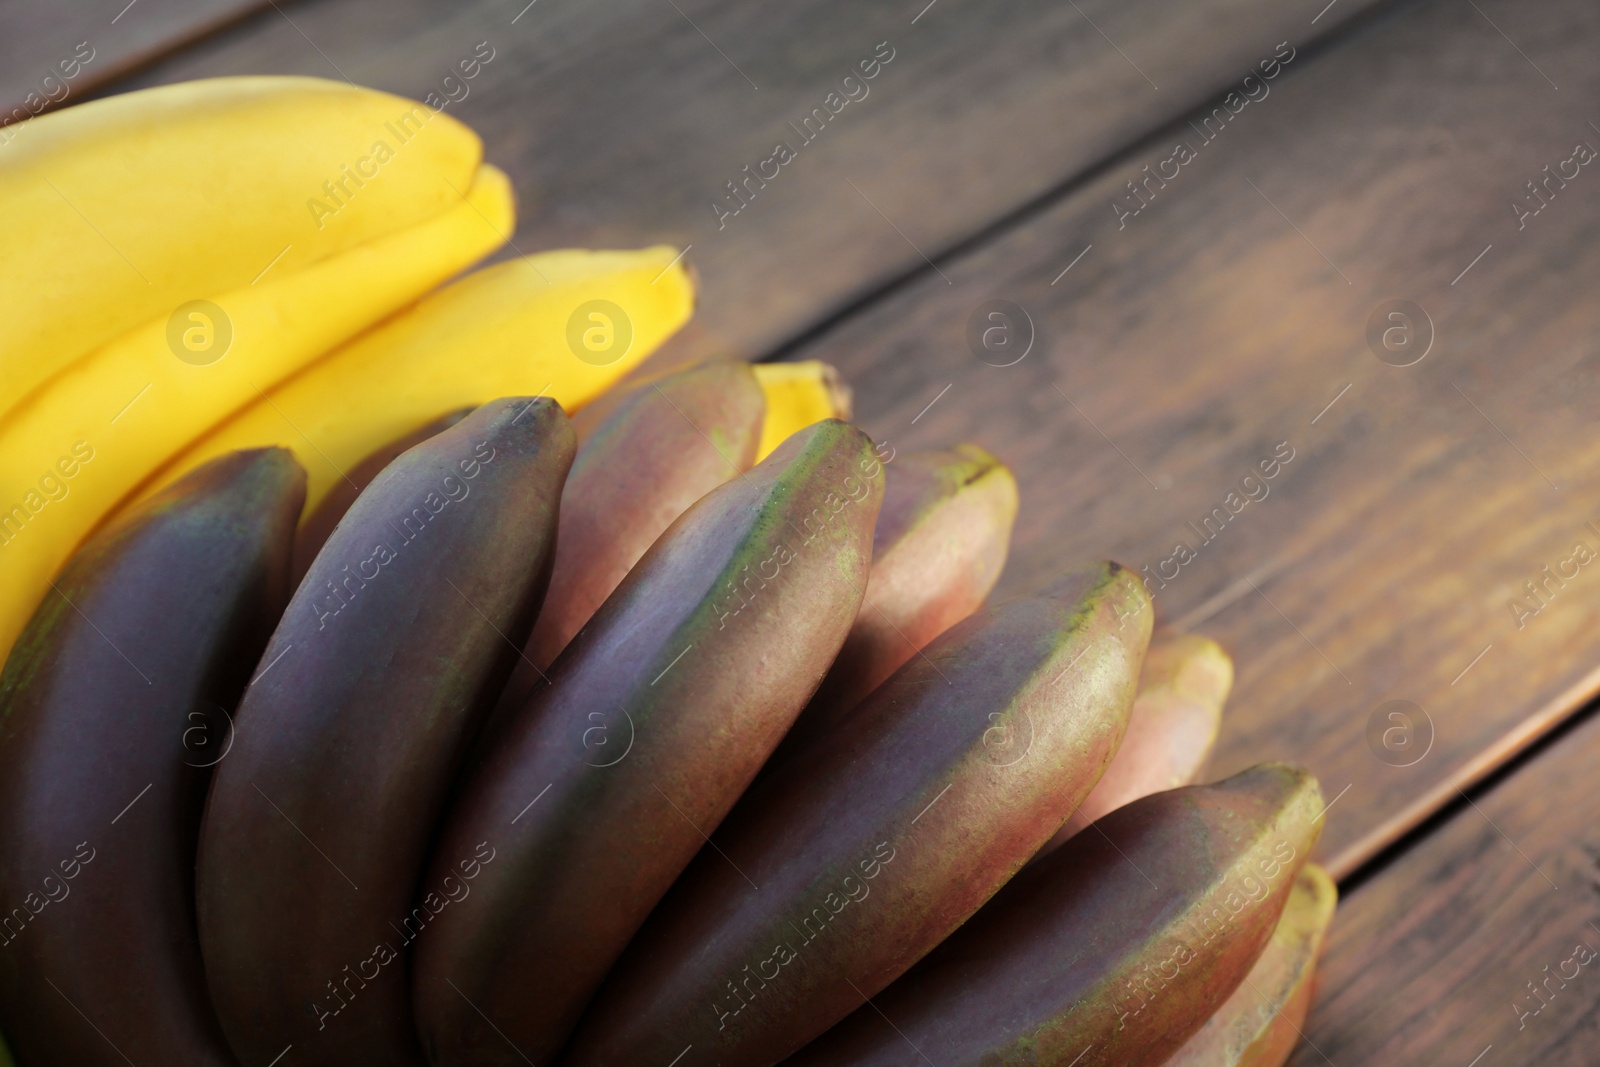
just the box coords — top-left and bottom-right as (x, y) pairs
(752, 360), (853, 459)
(0, 164), (514, 665)
(0, 76), (484, 413)
(136, 246), (696, 516)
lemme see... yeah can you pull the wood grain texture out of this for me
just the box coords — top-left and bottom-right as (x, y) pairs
(13, 0), (1600, 1054)
(40, 0), (1600, 875)
(100, 0), (1380, 359)
(777, 0), (1600, 873)
(1292, 707), (1600, 1066)
(0, 0), (267, 121)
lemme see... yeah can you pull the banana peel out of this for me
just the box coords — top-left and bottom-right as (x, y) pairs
(788, 764), (1324, 1066)
(753, 360), (852, 459)
(137, 245), (695, 518)
(1, 76), (486, 414)
(0, 449), (303, 1066)
(565, 563), (1151, 1067)
(766, 444), (1018, 772)
(197, 400), (574, 1066)
(0, 164), (513, 667)
(414, 421), (882, 1066)
(1168, 863), (1338, 1067)
(1044, 633), (1231, 850)
(515, 360), (765, 675)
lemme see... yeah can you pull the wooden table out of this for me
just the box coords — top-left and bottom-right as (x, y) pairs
(6, 0), (1599, 1061)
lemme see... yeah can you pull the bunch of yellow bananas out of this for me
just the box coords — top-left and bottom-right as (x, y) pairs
(0, 76), (841, 671)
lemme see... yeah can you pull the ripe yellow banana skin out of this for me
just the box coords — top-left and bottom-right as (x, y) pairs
(0, 164), (514, 666)
(752, 361), (853, 459)
(1, 76), (485, 415)
(140, 246), (695, 516)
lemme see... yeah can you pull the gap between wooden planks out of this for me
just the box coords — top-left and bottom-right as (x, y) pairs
(776, 0), (1600, 868)
(25, 0), (1596, 880)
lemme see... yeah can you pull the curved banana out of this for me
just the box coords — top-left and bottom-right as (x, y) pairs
(198, 401), (573, 1067)
(136, 246), (695, 516)
(0, 164), (513, 666)
(566, 563), (1150, 1066)
(1169, 864), (1338, 1066)
(291, 408), (472, 585)
(518, 360), (765, 673)
(787, 764), (1324, 1067)
(416, 420), (882, 1066)
(0, 449), (304, 1067)
(1044, 633), (1232, 849)
(0, 76), (484, 413)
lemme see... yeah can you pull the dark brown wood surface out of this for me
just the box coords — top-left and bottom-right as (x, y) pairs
(0, 0), (267, 120)
(100, 0), (1383, 357)
(10, 0), (1600, 1056)
(1291, 706), (1600, 1066)
(92, 0), (1600, 869)
(784, 0), (1600, 875)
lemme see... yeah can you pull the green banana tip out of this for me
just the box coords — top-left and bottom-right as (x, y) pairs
(765, 417), (874, 468)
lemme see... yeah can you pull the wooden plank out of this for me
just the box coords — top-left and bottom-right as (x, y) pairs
(775, 0), (1600, 873)
(0, 0), (268, 123)
(1291, 707), (1600, 1066)
(62, 0), (1600, 871)
(99, 0), (1386, 356)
